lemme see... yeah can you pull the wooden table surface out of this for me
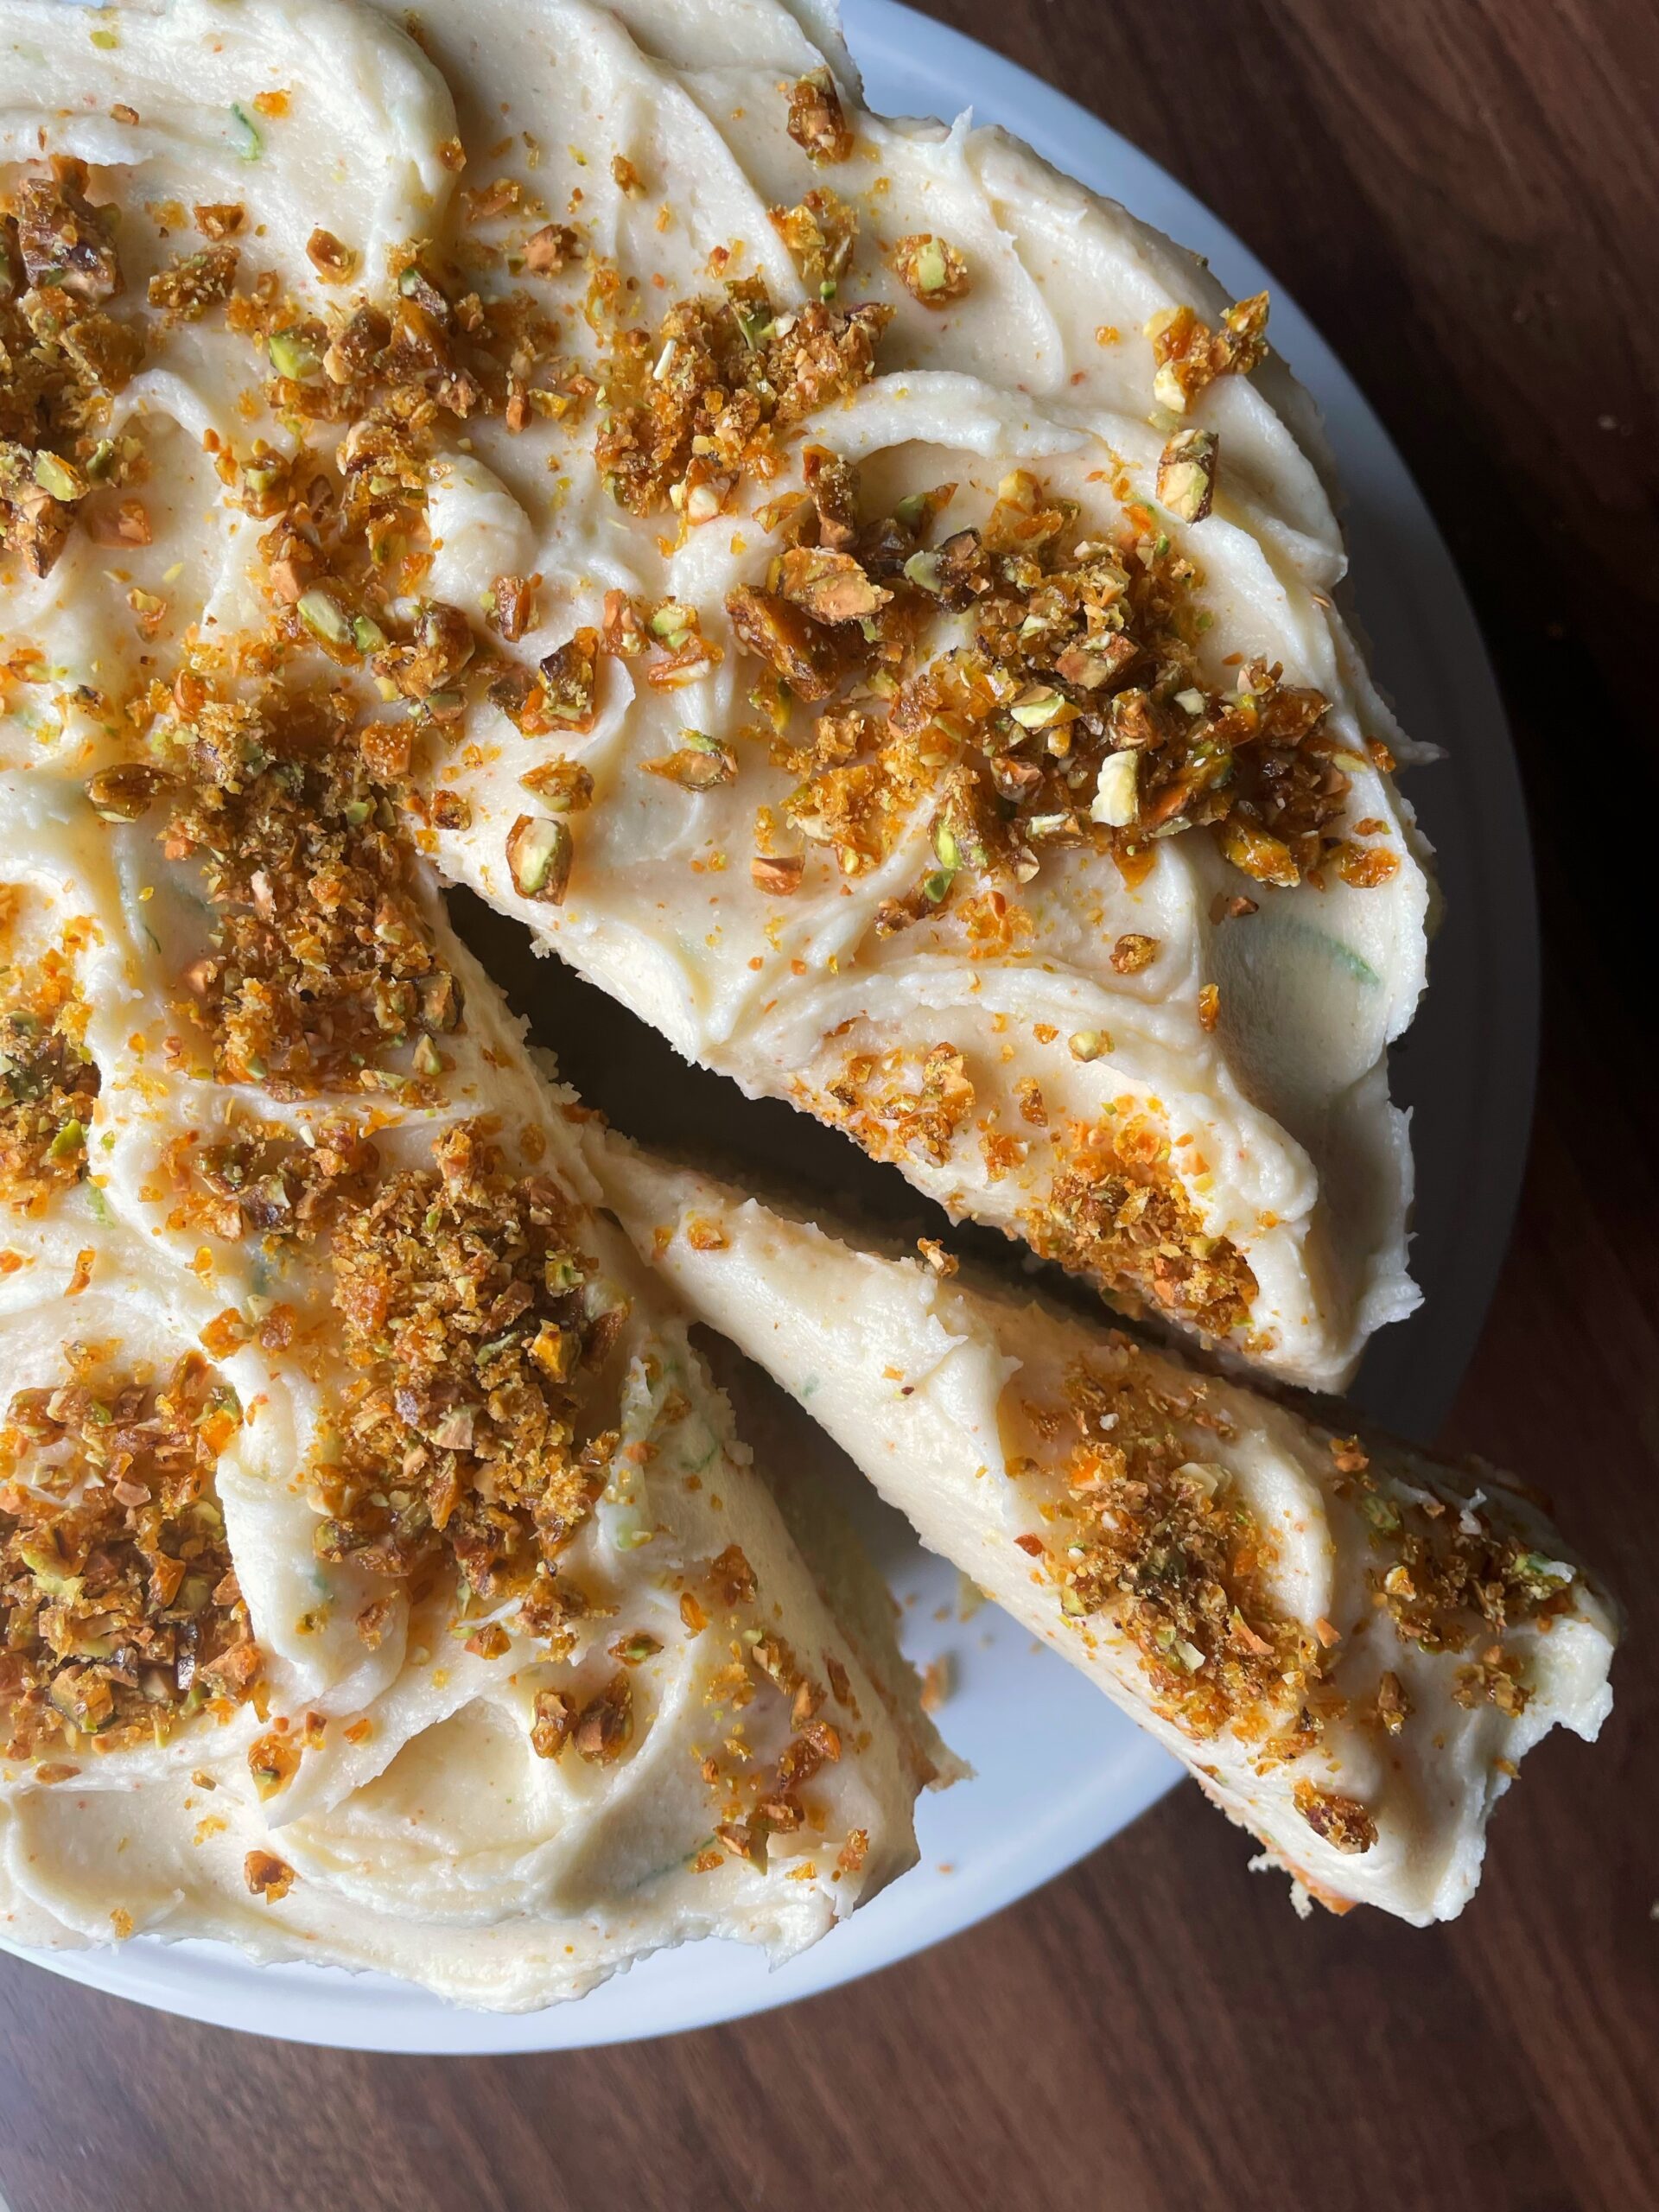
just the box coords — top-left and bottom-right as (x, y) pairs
(3, 3), (1656, 2206)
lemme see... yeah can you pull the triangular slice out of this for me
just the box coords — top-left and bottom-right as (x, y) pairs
(0, 696), (943, 2011)
(593, 1140), (1616, 1924)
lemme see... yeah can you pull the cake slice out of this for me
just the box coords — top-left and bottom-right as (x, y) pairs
(591, 1140), (1616, 1924)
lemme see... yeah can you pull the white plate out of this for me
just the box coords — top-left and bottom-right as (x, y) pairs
(1, 0), (1536, 2050)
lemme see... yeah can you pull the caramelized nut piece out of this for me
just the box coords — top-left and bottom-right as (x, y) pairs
(777, 546), (889, 625)
(488, 572), (537, 641)
(751, 852), (804, 896)
(523, 222), (580, 273)
(16, 165), (123, 300)
(530, 1688), (575, 1758)
(505, 814), (573, 904)
(1292, 1779), (1378, 1855)
(786, 68), (854, 163)
(725, 585), (842, 702)
(194, 201), (245, 240)
(574, 1673), (633, 1763)
(86, 762), (171, 821)
(771, 187), (858, 293)
(148, 243), (240, 321)
(305, 227), (358, 283)
(537, 627), (599, 729)
(518, 758), (594, 812)
(1147, 292), (1269, 413)
(1157, 427), (1218, 522)
(245, 1850), (296, 1903)
(1109, 932), (1158, 976)
(645, 732), (737, 790)
(893, 233), (969, 307)
(86, 497), (152, 548)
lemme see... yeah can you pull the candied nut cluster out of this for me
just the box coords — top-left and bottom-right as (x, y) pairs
(315, 1120), (625, 1634)
(1012, 1367), (1581, 1859)
(770, 188), (859, 296)
(1, 162), (145, 576)
(720, 456), (1382, 913)
(0, 949), (99, 1209)
(819, 1040), (976, 1170)
(249, 245), (585, 433)
(159, 1115), (381, 1247)
(146, 243), (240, 324)
(1146, 291), (1269, 413)
(1030, 1351), (1311, 1743)
(0, 1351), (257, 1763)
(595, 280), (890, 519)
(1340, 1441), (1576, 1716)
(891, 232), (969, 308)
(1029, 1111), (1259, 1341)
(156, 683), (462, 1096)
(785, 68), (855, 165)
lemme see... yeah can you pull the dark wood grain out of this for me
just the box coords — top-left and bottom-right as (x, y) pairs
(3, 3), (1656, 2206)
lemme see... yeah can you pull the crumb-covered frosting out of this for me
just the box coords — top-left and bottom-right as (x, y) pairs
(0, 0), (1431, 1392)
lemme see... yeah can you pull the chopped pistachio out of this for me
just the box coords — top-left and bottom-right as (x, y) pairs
(505, 814), (573, 904)
(1157, 427), (1218, 523)
(267, 327), (321, 380)
(931, 820), (963, 874)
(296, 588), (354, 648)
(649, 601), (696, 645)
(903, 548), (944, 594)
(32, 451), (86, 503)
(645, 730), (737, 790)
(1009, 683), (1076, 732)
(47, 1118), (86, 1164)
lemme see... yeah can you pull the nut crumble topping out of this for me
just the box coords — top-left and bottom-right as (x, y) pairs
(785, 70), (855, 165)
(595, 283), (890, 519)
(0, 949), (99, 1210)
(315, 1121), (623, 1634)
(1029, 1112), (1258, 1341)
(1028, 1350), (1309, 1741)
(2, 162), (145, 576)
(1, 1351), (257, 1763)
(156, 684), (462, 1096)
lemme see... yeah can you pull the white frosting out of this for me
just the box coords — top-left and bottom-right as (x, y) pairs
(0, 770), (938, 2008)
(0, 0), (1430, 1391)
(593, 1138), (1617, 1924)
